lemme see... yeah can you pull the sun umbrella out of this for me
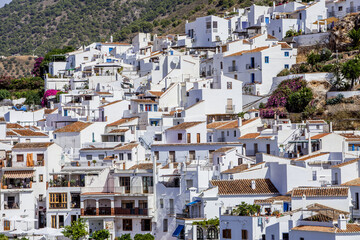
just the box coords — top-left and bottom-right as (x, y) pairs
(9, 229), (26, 235)
(34, 227), (63, 236)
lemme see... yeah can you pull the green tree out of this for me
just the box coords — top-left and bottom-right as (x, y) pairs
(286, 87), (313, 113)
(232, 202), (260, 216)
(0, 235), (8, 240)
(0, 89), (11, 101)
(92, 229), (110, 240)
(117, 234), (132, 240)
(134, 234), (155, 240)
(62, 218), (88, 240)
(348, 28), (360, 49)
(341, 57), (360, 89)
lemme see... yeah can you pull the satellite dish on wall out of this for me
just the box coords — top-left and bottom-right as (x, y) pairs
(244, 113), (250, 120)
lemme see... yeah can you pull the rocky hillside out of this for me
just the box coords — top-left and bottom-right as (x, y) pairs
(0, 0), (275, 56)
(0, 56), (35, 78)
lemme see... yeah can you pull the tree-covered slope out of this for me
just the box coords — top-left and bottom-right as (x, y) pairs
(0, 0), (272, 56)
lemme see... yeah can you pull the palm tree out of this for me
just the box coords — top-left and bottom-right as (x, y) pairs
(348, 28), (360, 49)
(342, 57), (360, 89)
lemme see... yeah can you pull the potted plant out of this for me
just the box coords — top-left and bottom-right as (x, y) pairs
(70, 179), (76, 187)
(92, 160), (97, 166)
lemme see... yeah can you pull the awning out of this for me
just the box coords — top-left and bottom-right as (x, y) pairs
(3, 170), (34, 179)
(186, 200), (201, 206)
(172, 225), (184, 237)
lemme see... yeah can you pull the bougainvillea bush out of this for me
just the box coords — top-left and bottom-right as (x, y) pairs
(260, 77), (313, 118)
(41, 89), (59, 107)
(32, 57), (44, 77)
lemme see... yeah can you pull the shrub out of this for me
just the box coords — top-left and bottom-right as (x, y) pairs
(117, 234), (131, 240)
(92, 229), (110, 240)
(326, 94), (344, 105)
(307, 51), (321, 65)
(322, 64), (334, 72)
(232, 202), (260, 216)
(0, 89), (11, 101)
(286, 87), (313, 113)
(277, 69), (290, 77)
(134, 234), (155, 240)
(207, 9), (216, 15)
(348, 28), (360, 49)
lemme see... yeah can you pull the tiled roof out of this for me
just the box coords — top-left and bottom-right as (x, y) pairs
(210, 179), (279, 195)
(44, 108), (58, 114)
(3, 170), (34, 179)
(267, 34), (278, 40)
(207, 121), (231, 129)
(129, 163), (156, 170)
(96, 92), (112, 95)
(225, 46), (270, 57)
(106, 117), (137, 127)
(213, 147), (235, 154)
(279, 42), (292, 49)
(221, 164), (249, 174)
(131, 99), (157, 103)
(293, 152), (329, 162)
(152, 142), (242, 147)
(239, 132), (261, 139)
(254, 195), (291, 204)
(306, 203), (349, 220)
(54, 121), (92, 133)
(291, 187), (348, 198)
(13, 142), (54, 149)
(309, 133), (331, 139)
(331, 158), (359, 168)
(99, 100), (122, 108)
(148, 91), (164, 97)
(249, 34), (262, 40)
(6, 123), (23, 129)
(102, 42), (131, 45)
(6, 131), (17, 136)
(12, 129), (48, 137)
(115, 143), (138, 151)
(292, 224), (360, 233)
(166, 121), (203, 131)
(307, 120), (327, 124)
(342, 178), (360, 186)
(109, 129), (129, 133)
(216, 120), (238, 129)
(207, 118), (259, 130)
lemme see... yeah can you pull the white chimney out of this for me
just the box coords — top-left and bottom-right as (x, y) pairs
(110, 35), (113, 43)
(338, 214), (347, 230)
(308, 131), (312, 155)
(238, 117), (242, 127)
(251, 180), (256, 190)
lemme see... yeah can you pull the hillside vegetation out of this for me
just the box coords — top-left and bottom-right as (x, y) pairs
(0, 56), (35, 78)
(0, 0), (273, 56)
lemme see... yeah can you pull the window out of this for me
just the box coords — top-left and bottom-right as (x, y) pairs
(59, 215), (64, 228)
(234, 74), (238, 80)
(4, 220), (10, 231)
(178, 133), (183, 141)
(127, 153), (132, 160)
(238, 158), (243, 165)
(186, 179), (193, 189)
(86, 155), (92, 160)
(197, 133), (201, 143)
(154, 151), (159, 161)
(208, 227), (218, 239)
(197, 227), (204, 239)
(154, 105), (158, 112)
(140, 104), (144, 111)
(39, 194), (43, 202)
(49, 193), (67, 209)
(187, 133), (191, 143)
(123, 219), (132, 231)
(145, 104), (152, 111)
(251, 73), (255, 83)
(119, 177), (131, 193)
(227, 82), (232, 89)
(141, 219), (151, 231)
(37, 154), (44, 165)
(300, 238), (304, 240)
(284, 64), (289, 69)
(242, 230), (248, 240)
(220, 62), (223, 69)
(189, 150), (196, 161)
(234, 130), (236, 137)
(283, 233), (289, 240)
(338, 6), (343, 11)
(160, 199), (164, 208)
(206, 21), (211, 29)
(223, 229), (231, 238)
(271, 234), (275, 240)
(312, 171), (317, 181)
(71, 215), (77, 223)
(265, 56), (269, 63)
(163, 219), (168, 232)
(51, 215), (57, 228)
(213, 21), (218, 28)
(39, 174), (43, 182)
(142, 176), (153, 193)
(284, 51), (289, 57)
(355, 193), (359, 210)
(17, 154), (24, 162)
(119, 153), (124, 160)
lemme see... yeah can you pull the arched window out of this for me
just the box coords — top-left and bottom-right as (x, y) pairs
(197, 226), (204, 239)
(207, 227), (218, 239)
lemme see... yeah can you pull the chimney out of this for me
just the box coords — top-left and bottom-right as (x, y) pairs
(238, 117), (242, 127)
(110, 35), (113, 43)
(251, 180), (256, 190)
(308, 131), (312, 155)
(330, 122), (333, 132)
(338, 214), (347, 230)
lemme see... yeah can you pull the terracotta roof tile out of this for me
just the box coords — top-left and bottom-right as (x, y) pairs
(99, 100), (122, 108)
(292, 224), (360, 233)
(225, 46), (270, 57)
(12, 129), (48, 137)
(221, 164), (249, 174)
(6, 131), (17, 136)
(129, 163), (156, 170)
(131, 99), (157, 103)
(166, 122), (204, 131)
(115, 143), (138, 151)
(148, 91), (164, 97)
(254, 195), (291, 204)
(239, 132), (260, 139)
(342, 178), (360, 186)
(207, 121), (231, 129)
(279, 42), (292, 49)
(293, 152), (329, 162)
(44, 108), (58, 114)
(309, 133), (331, 140)
(106, 117), (137, 127)
(109, 129), (129, 133)
(291, 187), (348, 198)
(3, 170), (34, 179)
(216, 120), (238, 129)
(267, 34), (278, 40)
(307, 120), (327, 124)
(54, 121), (92, 133)
(13, 142), (54, 149)
(213, 147), (235, 154)
(331, 158), (359, 168)
(6, 123), (24, 129)
(210, 179), (279, 195)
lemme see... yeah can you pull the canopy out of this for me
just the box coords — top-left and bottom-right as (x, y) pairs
(186, 200), (201, 206)
(9, 229), (26, 235)
(34, 227), (63, 236)
(3, 170), (34, 179)
(172, 225), (184, 237)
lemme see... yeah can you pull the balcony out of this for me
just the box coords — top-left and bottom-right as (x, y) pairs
(328, 11), (335, 17)
(80, 186), (154, 195)
(49, 180), (85, 188)
(176, 213), (206, 219)
(82, 207), (148, 216)
(246, 64), (259, 70)
(217, 137), (226, 142)
(228, 66), (238, 72)
(4, 202), (19, 209)
(50, 203), (67, 209)
(346, 7), (357, 13)
(115, 207), (148, 216)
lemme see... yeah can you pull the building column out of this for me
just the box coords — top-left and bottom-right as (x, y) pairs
(111, 199), (115, 216)
(80, 201), (84, 216)
(96, 199), (99, 216)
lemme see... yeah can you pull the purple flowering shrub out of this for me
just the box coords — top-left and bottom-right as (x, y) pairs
(32, 57), (44, 77)
(41, 89), (59, 107)
(261, 77), (308, 118)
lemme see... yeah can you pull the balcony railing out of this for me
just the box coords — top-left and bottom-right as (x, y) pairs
(217, 137), (226, 142)
(81, 186), (154, 195)
(176, 213), (206, 219)
(4, 202), (20, 209)
(347, 7), (357, 13)
(49, 180), (85, 188)
(50, 203), (67, 209)
(168, 207), (175, 215)
(83, 207), (148, 216)
(246, 64), (258, 70)
(228, 66), (238, 72)
(115, 207), (148, 216)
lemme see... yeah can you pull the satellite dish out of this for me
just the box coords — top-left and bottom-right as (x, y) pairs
(244, 113), (250, 120)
